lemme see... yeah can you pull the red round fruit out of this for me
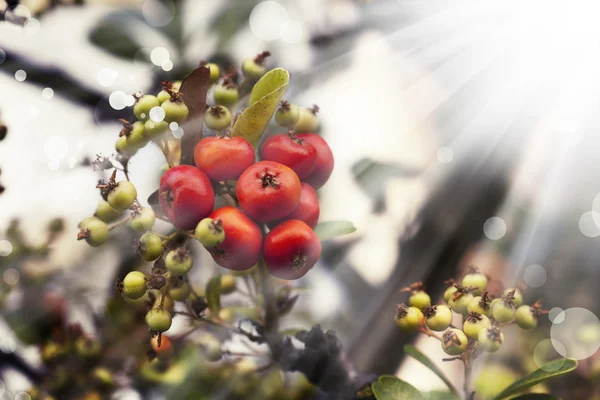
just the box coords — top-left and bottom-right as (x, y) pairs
(260, 134), (317, 179)
(159, 165), (215, 230)
(296, 134), (334, 189)
(194, 136), (255, 181)
(263, 219), (321, 280)
(269, 183), (319, 229)
(236, 161), (302, 222)
(207, 207), (262, 271)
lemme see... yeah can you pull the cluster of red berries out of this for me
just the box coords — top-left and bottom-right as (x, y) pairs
(394, 267), (546, 356)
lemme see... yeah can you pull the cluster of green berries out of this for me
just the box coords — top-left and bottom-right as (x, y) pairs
(394, 267), (546, 356)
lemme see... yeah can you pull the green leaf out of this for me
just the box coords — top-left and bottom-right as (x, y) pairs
(205, 275), (221, 314)
(404, 345), (460, 396)
(314, 220), (356, 241)
(372, 376), (424, 400)
(90, 20), (141, 60)
(231, 68), (289, 146)
(426, 391), (461, 400)
(509, 395), (561, 400)
(494, 359), (577, 400)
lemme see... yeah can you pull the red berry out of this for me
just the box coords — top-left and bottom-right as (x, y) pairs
(269, 183), (319, 229)
(296, 134), (334, 189)
(263, 219), (321, 280)
(260, 134), (317, 179)
(194, 136), (255, 181)
(236, 161), (301, 223)
(159, 165), (215, 230)
(208, 207), (262, 271)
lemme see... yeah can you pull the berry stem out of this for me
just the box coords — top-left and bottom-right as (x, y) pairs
(463, 354), (473, 400)
(107, 215), (133, 230)
(417, 325), (442, 341)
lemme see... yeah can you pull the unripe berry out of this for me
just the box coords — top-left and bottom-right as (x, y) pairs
(294, 107), (319, 133)
(107, 180), (137, 211)
(515, 305), (538, 330)
(145, 308), (172, 332)
(241, 54), (268, 80)
(78, 217), (109, 247)
(260, 134), (317, 179)
(424, 305), (452, 332)
(194, 136), (255, 181)
(214, 82), (239, 107)
(449, 293), (474, 315)
(137, 232), (163, 261)
(151, 335), (174, 359)
(165, 248), (193, 275)
(144, 119), (168, 139)
(122, 271), (147, 299)
(172, 81), (182, 91)
(134, 95), (160, 121)
(115, 135), (130, 154)
(126, 121), (146, 149)
(394, 304), (424, 332)
(130, 207), (155, 232)
(441, 328), (468, 355)
(205, 105), (232, 131)
(220, 275), (237, 294)
(462, 269), (487, 295)
(409, 291), (431, 309)
(161, 99), (189, 123)
(504, 288), (523, 307)
(467, 294), (492, 317)
(491, 300), (516, 323)
(275, 101), (300, 128)
(443, 286), (458, 303)
(203, 62), (221, 83)
(195, 218), (226, 248)
(157, 90), (171, 104)
(295, 133), (334, 189)
(94, 199), (121, 222)
(463, 312), (491, 339)
(168, 279), (191, 301)
(478, 326), (504, 352)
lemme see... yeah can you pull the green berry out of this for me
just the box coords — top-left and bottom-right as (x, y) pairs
(515, 305), (538, 330)
(195, 218), (225, 248)
(424, 305), (453, 332)
(127, 121), (146, 148)
(165, 248), (193, 275)
(491, 300), (516, 323)
(478, 326), (504, 352)
(214, 82), (239, 106)
(115, 136), (130, 154)
(168, 279), (191, 301)
(134, 95), (160, 121)
(144, 119), (168, 139)
(443, 286), (458, 303)
(204, 63), (221, 83)
(172, 81), (182, 91)
(294, 107), (319, 133)
(504, 288), (523, 307)
(78, 217), (108, 247)
(274, 101), (300, 128)
(462, 270), (487, 295)
(161, 99), (189, 123)
(463, 312), (491, 339)
(394, 304), (424, 332)
(441, 328), (468, 355)
(157, 90), (171, 104)
(145, 308), (172, 332)
(220, 275), (236, 294)
(94, 200), (121, 222)
(204, 105), (232, 131)
(449, 293), (474, 315)
(467, 295), (492, 317)
(138, 232), (163, 261)
(129, 207), (155, 232)
(241, 58), (267, 80)
(107, 180), (137, 211)
(122, 271), (147, 299)
(409, 291), (431, 309)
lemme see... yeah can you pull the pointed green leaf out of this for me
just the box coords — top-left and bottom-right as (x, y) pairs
(372, 376), (424, 400)
(314, 221), (356, 241)
(231, 68), (289, 146)
(509, 395), (561, 400)
(494, 359), (577, 400)
(426, 391), (461, 400)
(404, 345), (460, 396)
(205, 275), (221, 314)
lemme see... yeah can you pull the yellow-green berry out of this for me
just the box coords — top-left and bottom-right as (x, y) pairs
(409, 291), (431, 309)
(94, 199), (121, 222)
(165, 248), (193, 275)
(491, 299), (516, 323)
(145, 308), (172, 332)
(78, 217), (109, 247)
(168, 278), (191, 301)
(204, 105), (232, 131)
(275, 101), (300, 128)
(241, 52), (270, 80)
(503, 288), (523, 307)
(463, 312), (491, 339)
(195, 218), (225, 248)
(137, 232), (163, 261)
(203, 62), (221, 83)
(441, 328), (468, 355)
(515, 305), (538, 330)
(478, 326), (504, 352)
(134, 95), (160, 121)
(462, 268), (487, 295)
(394, 303), (424, 332)
(467, 293), (492, 317)
(294, 106), (319, 133)
(443, 285), (458, 303)
(424, 305), (453, 332)
(449, 292), (474, 315)
(144, 119), (168, 139)
(122, 271), (147, 299)
(214, 81), (239, 107)
(161, 99), (189, 123)
(130, 207), (155, 232)
(107, 180), (137, 211)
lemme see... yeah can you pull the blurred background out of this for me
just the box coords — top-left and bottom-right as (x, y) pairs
(1, 0), (600, 398)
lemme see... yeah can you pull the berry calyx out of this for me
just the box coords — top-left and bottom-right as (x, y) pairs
(134, 94), (160, 121)
(442, 328), (468, 355)
(165, 248), (193, 275)
(294, 105), (319, 133)
(194, 136), (255, 181)
(195, 218), (225, 248)
(159, 165), (215, 230)
(504, 288), (523, 307)
(295, 134), (334, 189)
(424, 305), (452, 332)
(268, 183), (320, 229)
(467, 292), (492, 317)
(161, 99), (189, 123)
(260, 134), (317, 179)
(448, 285), (475, 315)
(515, 304), (539, 330)
(463, 312), (491, 339)
(214, 79), (239, 107)
(204, 105), (232, 131)
(145, 308), (172, 332)
(394, 303), (424, 332)
(77, 217), (109, 247)
(94, 199), (121, 222)
(118, 119), (146, 151)
(207, 207), (262, 271)
(274, 101), (300, 129)
(263, 219), (322, 280)
(236, 161), (302, 222)
(129, 207), (155, 233)
(106, 180), (137, 211)
(462, 266), (488, 295)
(241, 51), (270, 80)
(491, 290), (517, 323)
(478, 326), (504, 352)
(136, 232), (163, 261)
(121, 271), (147, 300)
